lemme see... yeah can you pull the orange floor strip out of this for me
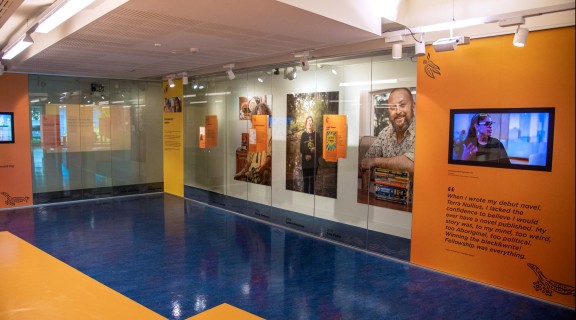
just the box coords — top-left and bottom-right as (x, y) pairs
(186, 303), (264, 320)
(0, 231), (166, 320)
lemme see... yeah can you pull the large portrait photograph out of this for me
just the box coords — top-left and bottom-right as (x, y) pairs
(234, 95), (273, 185)
(286, 91), (339, 198)
(239, 96), (271, 120)
(357, 87), (416, 212)
(448, 108), (554, 171)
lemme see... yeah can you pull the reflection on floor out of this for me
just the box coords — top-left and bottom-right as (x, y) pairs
(0, 194), (574, 319)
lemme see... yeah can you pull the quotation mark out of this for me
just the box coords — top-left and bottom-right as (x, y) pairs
(448, 186), (455, 192)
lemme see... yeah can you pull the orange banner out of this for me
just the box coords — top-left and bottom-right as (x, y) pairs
(323, 114), (347, 162)
(411, 27), (575, 307)
(249, 115), (268, 153)
(205, 115), (218, 148)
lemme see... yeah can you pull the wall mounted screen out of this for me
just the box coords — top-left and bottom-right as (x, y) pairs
(0, 112), (15, 143)
(448, 108), (554, 171)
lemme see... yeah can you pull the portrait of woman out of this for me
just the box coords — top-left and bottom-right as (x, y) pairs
(460, 113), (510, 164)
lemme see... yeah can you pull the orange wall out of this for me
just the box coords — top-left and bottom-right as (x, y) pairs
(412, 27), (575, 307)
(0, 74), (33, 209)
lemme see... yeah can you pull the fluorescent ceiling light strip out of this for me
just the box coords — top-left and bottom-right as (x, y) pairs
(339, 79), (398, 87)
(3, 38), (34, 59)
(205, 92), (231, 96)
(420, 17), (485, 33)
(36, 0), (96, 33)
(189, 101), (208, 104)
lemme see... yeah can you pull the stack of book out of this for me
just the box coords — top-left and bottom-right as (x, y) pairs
(373, 168), (411, 205)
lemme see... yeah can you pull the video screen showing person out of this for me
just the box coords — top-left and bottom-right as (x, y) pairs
(0, 112), (15, 143)
(448, 108), (554, 172)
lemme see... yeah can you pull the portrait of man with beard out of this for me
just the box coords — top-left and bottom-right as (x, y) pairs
(360, 87), (416, 184)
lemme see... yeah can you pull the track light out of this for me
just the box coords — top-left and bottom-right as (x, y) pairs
(392, 43), (402, 59)
(300, 56), (309, 71)
(497, 17), (529, 47)
(415, 33), (426, 57)
(180, 72), (188, 85)
(513, 26), (529, 47)
(294, 51), (310, 71)
(384, 34), (405, 60)
(168, 78), (175, 88)
(223, 64), (235, 80)
(226, 69), (235, 80)
(284, 67), (297, 80)
(295, 51), (310, 71)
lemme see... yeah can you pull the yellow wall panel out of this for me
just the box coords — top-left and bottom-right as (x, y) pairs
(163, 79), (184, 197)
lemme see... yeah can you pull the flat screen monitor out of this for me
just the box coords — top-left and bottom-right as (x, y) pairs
(0, 112), (15, 143)
(448, 108), (554, 172)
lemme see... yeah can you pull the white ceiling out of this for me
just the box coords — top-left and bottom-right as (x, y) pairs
(0, 0), (574, 80)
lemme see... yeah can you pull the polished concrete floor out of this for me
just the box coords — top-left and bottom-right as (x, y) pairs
(0, 193), (574, 319)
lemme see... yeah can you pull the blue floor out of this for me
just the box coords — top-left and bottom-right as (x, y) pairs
(1, 193), (574, 319)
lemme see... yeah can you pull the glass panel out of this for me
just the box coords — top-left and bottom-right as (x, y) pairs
(110, 80), (139, 187)
(29, 75), (164, 201)
(138, 81), (164, 186)
(181, 49), (417, 259)
(183, 75), (228, 194)
(80, 80), (113, 196)
(109, 80), (164, 192)
(364, 56), (416, 260)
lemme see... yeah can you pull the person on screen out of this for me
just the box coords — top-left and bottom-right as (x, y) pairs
(234, 102), (272, 185)
(460, 113), (511, 164)
(300, 115), (322, 194)
(361, 87), (416, 182)
(174, 97), (182, 112)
